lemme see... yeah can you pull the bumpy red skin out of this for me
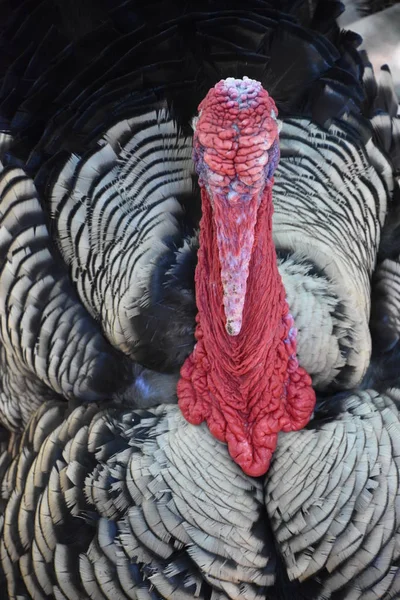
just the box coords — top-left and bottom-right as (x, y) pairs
(177, 78), (316, 477)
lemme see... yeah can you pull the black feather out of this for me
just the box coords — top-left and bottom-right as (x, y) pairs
(0, 0), (365, 179)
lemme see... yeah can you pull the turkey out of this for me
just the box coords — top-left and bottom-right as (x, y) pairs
(0, 0), (400, 597)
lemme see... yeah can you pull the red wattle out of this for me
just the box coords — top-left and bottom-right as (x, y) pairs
(178, 186), (316, 477)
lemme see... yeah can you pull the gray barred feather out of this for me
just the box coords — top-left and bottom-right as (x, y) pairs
(50, 108), (194, 358)
(266, 389), (400, 599)
(0, 402), (273, 600)
(372, 255), (400, 344)
(0, 168), (132, 430)
(274, 117), (392, 388)
(0, 158), (182, 429)
(365, 60), (400, 353)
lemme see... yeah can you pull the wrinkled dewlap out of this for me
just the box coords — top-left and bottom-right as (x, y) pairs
(178, 78), (316, 477)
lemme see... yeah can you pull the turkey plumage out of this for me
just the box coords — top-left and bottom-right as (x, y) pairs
(0, 0), (400, 597)
(2, 386), (400, 599)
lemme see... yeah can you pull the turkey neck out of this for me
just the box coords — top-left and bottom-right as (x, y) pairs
(196, 182), (283, 373)
(178, 180), (293, 477)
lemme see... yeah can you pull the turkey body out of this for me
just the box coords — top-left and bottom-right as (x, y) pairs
(0, 0), (400, 598)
